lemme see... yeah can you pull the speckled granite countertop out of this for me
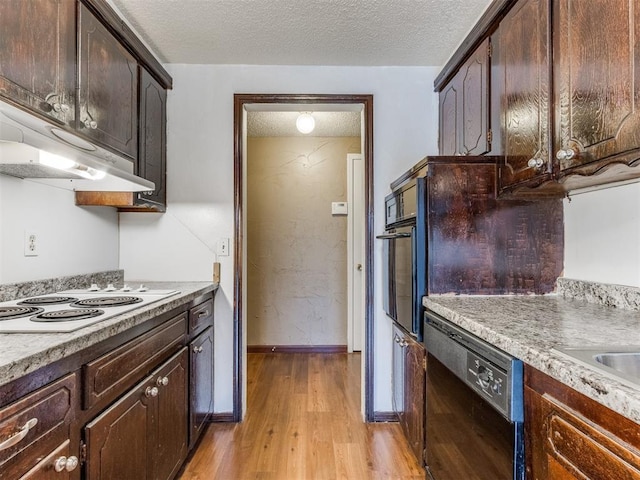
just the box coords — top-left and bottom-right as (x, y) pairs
(0, 281), (217, 388)
(423, 293), (640, 423)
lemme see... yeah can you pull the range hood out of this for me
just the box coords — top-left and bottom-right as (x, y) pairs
(0, 100), (154, 192)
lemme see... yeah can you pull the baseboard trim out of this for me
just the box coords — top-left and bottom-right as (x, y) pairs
(247, 345), (348, 354)
(372, 411), (398, 422)
(210, 412), (236, 422)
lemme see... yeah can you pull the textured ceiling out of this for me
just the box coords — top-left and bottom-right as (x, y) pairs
(110, 0), (493, 66)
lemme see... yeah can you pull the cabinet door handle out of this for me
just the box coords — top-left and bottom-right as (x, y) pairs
(0, 417), (38, 451)
(54, 455), (79, 472)
(193, 345), (203, 353)
(555, 148), (576, 161)
(156, 376), (169, 387)
(145, 386), (159, 398)
(197, 310), (210, 318)
(527, 158), (544, 169)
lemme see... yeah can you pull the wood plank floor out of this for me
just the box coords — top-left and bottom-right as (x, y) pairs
(178, 353), (425, 479)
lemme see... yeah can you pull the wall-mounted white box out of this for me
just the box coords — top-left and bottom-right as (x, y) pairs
(331, 202), (348, 215)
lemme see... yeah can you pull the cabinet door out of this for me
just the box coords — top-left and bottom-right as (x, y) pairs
(0, 0), (75, 125)
(190, 327), (214, 449)
(438, 39), (491, 157)
(137, 68), (167, 209)
(499, 0), (551, 189)
(526, 367), (640, 480)
(78, 3), (138, 159)
(402, 334), (426, 466)
(151, 349), (188, 480)
(459, 37), (491, 156)
(554, 0), (640, 173)
(391, 324), (405, 417)
(84, 375), (153, 480)
(439, 83), (459, 155)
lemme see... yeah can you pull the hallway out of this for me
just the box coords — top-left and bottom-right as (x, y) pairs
(179, 353), (425, 479)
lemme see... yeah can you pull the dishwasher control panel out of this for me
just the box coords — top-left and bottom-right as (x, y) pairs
(466, 352), (508, 414)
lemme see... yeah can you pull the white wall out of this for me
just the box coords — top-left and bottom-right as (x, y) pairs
(119, 64), (440, 413)
(0, 175), (119, 283)
(564, 182), (640, 287)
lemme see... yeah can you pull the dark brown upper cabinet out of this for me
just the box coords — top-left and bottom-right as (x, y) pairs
(497, 0), (552, 191)
(438, 38), (492, 157)
(500, 0), (640, 194)
(553, 0), (640, 180)
(439, 0), (640, 194)
(136, 68), (167, 210)
(0, 0), (76, 126)
(75, 66), (167, 211)
(78, 2), (138, 160)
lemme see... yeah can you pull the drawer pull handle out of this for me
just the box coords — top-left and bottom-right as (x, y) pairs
(54, 455), (79, 472)
(197, 310), (210, 318)
(145, 386), (159, 398)
(0, 417), (38, 451)
(156, 376), (169, 387)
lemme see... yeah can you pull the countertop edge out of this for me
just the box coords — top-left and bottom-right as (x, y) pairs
(0, 282), (218, 388)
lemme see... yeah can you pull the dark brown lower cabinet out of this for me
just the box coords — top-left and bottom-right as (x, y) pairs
(85, 348), (188, 480)
(189, 326), (214, 449)
(526, 365), (640, 479)
(392, 323), (426, 465)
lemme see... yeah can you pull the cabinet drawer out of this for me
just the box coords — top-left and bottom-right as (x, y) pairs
(0, 374), (76, 479)
(189, 299), (213, 335)
(83, 313), (187, 410)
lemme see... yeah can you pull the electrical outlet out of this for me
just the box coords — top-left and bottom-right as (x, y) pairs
(217, 238), (229, 256)
(24, 231), (38, 256)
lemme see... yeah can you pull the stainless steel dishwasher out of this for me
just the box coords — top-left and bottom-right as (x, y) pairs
(424, 311), (524, 480)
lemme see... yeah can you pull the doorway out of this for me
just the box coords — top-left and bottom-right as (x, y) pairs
(233, 94), (374, 421)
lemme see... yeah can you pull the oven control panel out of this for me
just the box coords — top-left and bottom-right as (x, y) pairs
(466, 352), (508, 414)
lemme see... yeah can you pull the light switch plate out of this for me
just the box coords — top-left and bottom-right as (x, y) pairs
(217, 238), (229, 256)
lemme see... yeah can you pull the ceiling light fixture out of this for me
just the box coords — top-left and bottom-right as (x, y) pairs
(296, 112), (315, 134)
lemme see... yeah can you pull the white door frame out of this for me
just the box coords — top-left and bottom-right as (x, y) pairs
(347, 153), (365, 353)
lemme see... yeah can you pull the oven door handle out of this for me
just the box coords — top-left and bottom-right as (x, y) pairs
(376, 233), (412, 239)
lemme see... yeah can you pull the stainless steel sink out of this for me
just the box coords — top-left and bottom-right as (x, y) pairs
(594, 352), (640, 378)
(553, 346), (640, 388)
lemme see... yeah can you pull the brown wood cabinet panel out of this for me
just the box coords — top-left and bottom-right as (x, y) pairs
(439, 84), (459, 155)
(151, 349), (188, 480)
(84, 374), (152, 480)
(0, 0), (76, 126)
(19, 440), (73, 480)
(426, 160), (563, 294)
(438, 38), (491, 157)
(554, 0), (640, 174)
(85, 349), (188, 480)
(401, 333), (426, 465)
(499, 0), (551, 190)
(83, 312), (186, 410)
(0, 374), (76, 480)
(190, 327), (214, 449)
(526, 366), (640, 480)
(189, 299), (214, 336)
(460, 38), (491, 156)
(137, 67), (167, 210)
(78, 3), (138, 159)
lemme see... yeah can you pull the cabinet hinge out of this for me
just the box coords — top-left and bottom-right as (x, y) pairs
(487, 42), (492, 58)
(487, 129), (493, 146)
(80, 440), (87, 465)
(423, 356), (427, 371)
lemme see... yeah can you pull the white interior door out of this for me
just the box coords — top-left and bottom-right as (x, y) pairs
(347, 153), (365, 352)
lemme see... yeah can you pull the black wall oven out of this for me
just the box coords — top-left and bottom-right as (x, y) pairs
(377, 176), (426, 340)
